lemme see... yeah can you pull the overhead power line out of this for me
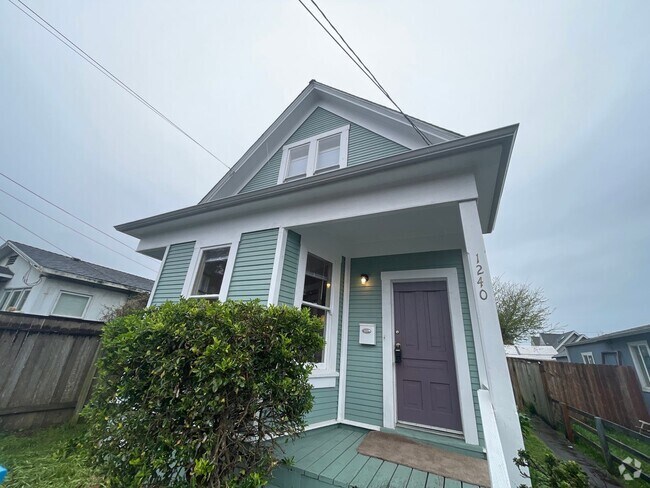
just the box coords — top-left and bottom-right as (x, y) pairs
(0, 187), (158, 273)
(7, 0), (231, 171)
(298, 0), (432, 146)
(0, 210), (73, 257)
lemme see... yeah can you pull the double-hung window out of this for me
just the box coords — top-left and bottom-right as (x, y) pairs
(191, 246), (231, 299)
(301, 253), (333, 364)
(279, 126), (349, 183)
(629, 342), (650, 391)
(0, 288), (31, 312)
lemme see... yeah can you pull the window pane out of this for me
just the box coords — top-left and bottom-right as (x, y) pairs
(286, 144), (309, 178)
(6, 290), (20, 310)
(195, 247), (229, 295)
(16, 290), (29, 311)
(306, 305), (326, 363)
(634, 345), (650, 386)
(303, 254), (332, 307)
(316, 134), (341, 171)
(0, 291), (9, 310)
(53, 293), (90, 318)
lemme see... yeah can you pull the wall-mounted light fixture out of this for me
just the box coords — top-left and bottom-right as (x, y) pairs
(326, 282), (331, 289)
(360, 274), (369, 285)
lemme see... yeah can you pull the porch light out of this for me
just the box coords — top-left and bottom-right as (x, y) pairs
(360, 274), (369, 285)
(326, 282), (331, 289)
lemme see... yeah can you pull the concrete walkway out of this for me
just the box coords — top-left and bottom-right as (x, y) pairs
(531, 416), (621, 487)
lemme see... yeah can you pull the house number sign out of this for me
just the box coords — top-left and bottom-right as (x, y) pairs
(475, 253), (488, 301)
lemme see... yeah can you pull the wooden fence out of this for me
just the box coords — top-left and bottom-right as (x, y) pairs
(507, 358), (649, 430)
(0, 312), (102, 431)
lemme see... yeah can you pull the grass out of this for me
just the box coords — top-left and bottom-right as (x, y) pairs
(522, 427), (554, 487)
(0, 424), (104, 488)
(573, 423), (650, 488)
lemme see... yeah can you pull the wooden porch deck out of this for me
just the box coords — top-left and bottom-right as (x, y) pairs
(270, 425), (486, 488)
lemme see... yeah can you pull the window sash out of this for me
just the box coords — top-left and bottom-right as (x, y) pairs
(191, 246), (230, 298)
(1, 288), (30, 311)
(631, 344), (650, 387)
(52, 292), (90, 318)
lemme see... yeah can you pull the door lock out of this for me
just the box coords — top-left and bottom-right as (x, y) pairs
(395, 342), (402, 364)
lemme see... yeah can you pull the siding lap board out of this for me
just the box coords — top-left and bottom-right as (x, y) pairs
(150, 242), (195, 306)
(240, 108), (408, 193)
(227, 229), (279, 303)
(277, 231), (301, 306)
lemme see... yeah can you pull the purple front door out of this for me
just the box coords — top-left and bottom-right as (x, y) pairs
(394, 281), (462, 432)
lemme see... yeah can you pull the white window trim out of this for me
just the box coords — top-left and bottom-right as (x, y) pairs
(185, 243), (235, 302)
(628, 341), (650, 392)
(50, 290), (92, 319)
(380, 268), (479, 445)
(581, 352), (595, 364)
(277, 125), (350, 184)
(294, 243), (341, 388)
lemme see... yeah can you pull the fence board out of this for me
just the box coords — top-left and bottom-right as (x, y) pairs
(0, 312), (102, 431)
(508, 358), (649, 429)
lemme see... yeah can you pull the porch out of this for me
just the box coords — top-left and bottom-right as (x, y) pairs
(270, 425), (487, 488)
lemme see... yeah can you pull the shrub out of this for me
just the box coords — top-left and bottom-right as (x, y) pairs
(83, 299), (324, 487)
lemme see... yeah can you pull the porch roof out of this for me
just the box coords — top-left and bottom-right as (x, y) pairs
(116, 124), (516, 244)
(271, 424), (487, 488)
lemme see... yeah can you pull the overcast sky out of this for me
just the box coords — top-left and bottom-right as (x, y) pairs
(1, 1), (649, 336)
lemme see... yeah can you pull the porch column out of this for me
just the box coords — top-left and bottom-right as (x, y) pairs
(459, 200), (528, 487)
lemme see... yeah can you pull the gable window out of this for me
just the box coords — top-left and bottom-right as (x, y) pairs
(0, 288), (30, 312)
(629, 342), (650, 391)
(581, 352), (595, 364)
(191, 246), (230, 298)
(52, 291), (91, 318)
(301, 253), (332, 364)
(278, 125), (349, 183)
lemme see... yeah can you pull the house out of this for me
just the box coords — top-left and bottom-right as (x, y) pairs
(505, 344), (558, 361)
(531, 331), (587, 361)
(0, 240), (153, 321)
(565, 324), (650, 410)
(116, 81), (528, 486)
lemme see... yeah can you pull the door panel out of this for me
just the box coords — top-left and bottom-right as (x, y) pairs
(394, 281), (462, 431)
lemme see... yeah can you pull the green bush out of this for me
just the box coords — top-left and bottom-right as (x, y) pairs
(83, 299), (324, 487)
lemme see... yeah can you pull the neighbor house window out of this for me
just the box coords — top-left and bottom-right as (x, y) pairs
(278, 126), (349, 183)
(581, 352), (595, 364)
(0, 288), (30, 312)
(301, 253), (332, 364)
(192, 246), (230, 298)
(629, 342), (650, 391)
(52, 291), (91, 318)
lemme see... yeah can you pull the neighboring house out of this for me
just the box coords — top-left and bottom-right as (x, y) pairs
(116, 81), (527, 486)
(531, 331), (587, 361)
(505, 344), (558, 361)
(0, 240), (153, 321)
(565, 324), (650, 410)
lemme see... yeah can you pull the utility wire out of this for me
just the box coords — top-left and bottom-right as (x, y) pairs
(298, 0), (432, 145)
(0, 187), (158, 273)
(7, 0), (231, 171)
(0, 172), (137, 252)
(0, 210), (73, 257)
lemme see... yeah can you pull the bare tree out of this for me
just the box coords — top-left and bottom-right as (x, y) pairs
(101, 292), (149, 322)
(493, 278), (553, 345)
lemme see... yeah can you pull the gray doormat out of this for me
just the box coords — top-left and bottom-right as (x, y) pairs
(357, 431), (491, 487)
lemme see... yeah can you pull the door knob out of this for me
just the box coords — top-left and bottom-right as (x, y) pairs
(395, 342), (402, 364)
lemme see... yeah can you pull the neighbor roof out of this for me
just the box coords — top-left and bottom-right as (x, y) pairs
(564, 324), (650, 347)
(2, 241), (153, 293)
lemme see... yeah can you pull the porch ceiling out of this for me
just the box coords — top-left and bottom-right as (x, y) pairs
(291, 204), (464, 258)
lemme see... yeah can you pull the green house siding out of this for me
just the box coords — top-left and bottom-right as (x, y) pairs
(277, 230), (301, 306)
(227, 229), (279, 303)
(240, 108), (408, 193)
(150, 241), (195, 306)
(345, 250), (484, 444)
(305, 387), (338, 424)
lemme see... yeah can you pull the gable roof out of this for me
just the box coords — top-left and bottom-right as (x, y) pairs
(533, 331), (586, 349)
(564, 324), (650, 347)
(200, 80), (463, 203)
(0, 241), (153, 293)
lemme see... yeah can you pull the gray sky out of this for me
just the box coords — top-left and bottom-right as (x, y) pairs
(1, 1), (649, 336)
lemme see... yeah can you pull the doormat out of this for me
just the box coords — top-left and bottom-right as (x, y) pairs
(357, 431), (491, 487)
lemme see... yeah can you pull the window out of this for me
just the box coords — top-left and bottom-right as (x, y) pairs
(581, 352), (595, 364)
(629, 342), (650, 391)
(5, 255), (17, 266)
(301, 254), (332, 364)
(601, 351), (620, 366)
(52, 292), (90, 318)
(278, 126), (349, 183)
(0, 288), (30, 312)
(192, 247), (230, 297)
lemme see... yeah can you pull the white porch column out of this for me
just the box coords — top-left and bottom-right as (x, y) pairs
(459, 200), (528, 487)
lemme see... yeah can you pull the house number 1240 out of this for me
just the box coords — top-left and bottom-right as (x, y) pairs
(475, 254), (488, 301)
